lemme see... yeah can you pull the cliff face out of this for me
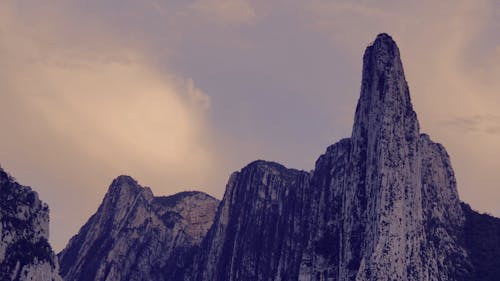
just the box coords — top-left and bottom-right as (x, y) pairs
(336, 33), (468, 281)
(57, 33), (499, 281)
(58, 176), (219, 281)
(0, 167), (62, 281)
(194, 161), (310, 281)
(194, 34), (471, 281)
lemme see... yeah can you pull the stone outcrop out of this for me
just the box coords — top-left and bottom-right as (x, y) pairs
(194, 161), (310, 280)
(57, 33), (500, 281)
(58, 176), (219, 281)
(0, 167), (62, 281)
(194, 34), (472, 281)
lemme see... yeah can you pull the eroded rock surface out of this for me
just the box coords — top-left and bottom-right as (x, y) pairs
(194, 34), (473, 281)
(0, 167), (62, 281)
(58, 176), (219, 281)
(59, 33), (500, 281)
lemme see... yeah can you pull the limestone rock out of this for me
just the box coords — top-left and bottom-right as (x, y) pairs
(194, 34), (474, 281)
(59, 33), (500, 281)
(58, 176), (219, 281)
(194, 161), (310, 281)
(0, 167), (62, 281)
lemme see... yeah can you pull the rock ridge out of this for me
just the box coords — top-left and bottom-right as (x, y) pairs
(58, 175), (219, 281)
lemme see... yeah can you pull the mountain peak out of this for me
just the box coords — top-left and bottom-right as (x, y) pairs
(352, 33), (418, 144)
(371, 33), (396, 47)
(111, 175), (139, 187)
(108, 175), (147, 195)
(105, 175), (154, 207)
(366, 33), (400, 71)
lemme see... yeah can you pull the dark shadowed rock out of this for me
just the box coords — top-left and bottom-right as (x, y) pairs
(0, 166), (62, 281)
(461, 203), (500, 281)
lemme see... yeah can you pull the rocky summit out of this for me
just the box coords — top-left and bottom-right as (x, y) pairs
(0, 167), (62, 281)
(57, 176), (219, 281)
(191, 33), (499, 281)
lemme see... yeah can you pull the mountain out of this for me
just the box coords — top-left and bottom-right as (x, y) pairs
(57, 176), (219, 281)
(58, 33), (500, 281)
(0, 166), (62, 281)
(193, 161), (311, 280)
(461, 203), (500, 281)
(192, 33), (493, 281)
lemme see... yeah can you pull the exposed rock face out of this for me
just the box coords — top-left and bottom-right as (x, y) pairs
(194, 33), (472, 281)
(0, 167), (62, 281)
(58, 33), (499, 281)
(58, 176), (219, 281)
(194, 161), (310, 281)
(336, 33), (468, 281)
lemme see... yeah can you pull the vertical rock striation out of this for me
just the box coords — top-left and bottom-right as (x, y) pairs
(58, 176), (219, 281)
(58, 33), (499, 281)
(338, 33), (468, 281)
(299, 139), (351, 280)
(0, 167), (62, 281)
(194, 161), (310, 281)
(195, 33), (471, 281)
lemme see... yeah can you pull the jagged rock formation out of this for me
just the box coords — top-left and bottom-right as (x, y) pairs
(58, 176), (219, 281)
(58, 33), (500, 281)
(194, 33), (473, 281)
(0, 167), (62, 281)
(193, 161), (310, 280)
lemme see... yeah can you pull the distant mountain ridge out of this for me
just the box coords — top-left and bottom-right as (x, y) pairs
(2, 33), (500, 281)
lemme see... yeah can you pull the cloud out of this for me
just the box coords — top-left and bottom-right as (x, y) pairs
(0, 1), (217, 250)
(443, 115), (500, 135)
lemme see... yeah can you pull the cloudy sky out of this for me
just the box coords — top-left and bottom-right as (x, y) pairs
(0, 0), (499, 251)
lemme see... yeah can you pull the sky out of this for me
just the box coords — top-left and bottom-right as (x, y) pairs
(0, 0), (499, 251)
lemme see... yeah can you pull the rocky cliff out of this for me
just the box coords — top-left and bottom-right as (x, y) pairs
(57, 33), (500, 281)
(58, 176), (219, 281)
(193, 161), (310, 280)
(194, 34), (473, 281)
(0, 166), (62, 281)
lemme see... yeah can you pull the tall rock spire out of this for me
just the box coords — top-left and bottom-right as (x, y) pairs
(192, 33), (471, 281)
(352, 33), (418, 145)
(339, 33), (467, 281)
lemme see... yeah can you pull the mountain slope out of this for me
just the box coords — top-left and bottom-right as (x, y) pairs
(193, 33), (471, 281)
(58, 176), (219, 281)
(59, 33), (500, 281)
(462, 203), (500, 281)
(194, 160), (310, 280)
(0, 166), (62, 281)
